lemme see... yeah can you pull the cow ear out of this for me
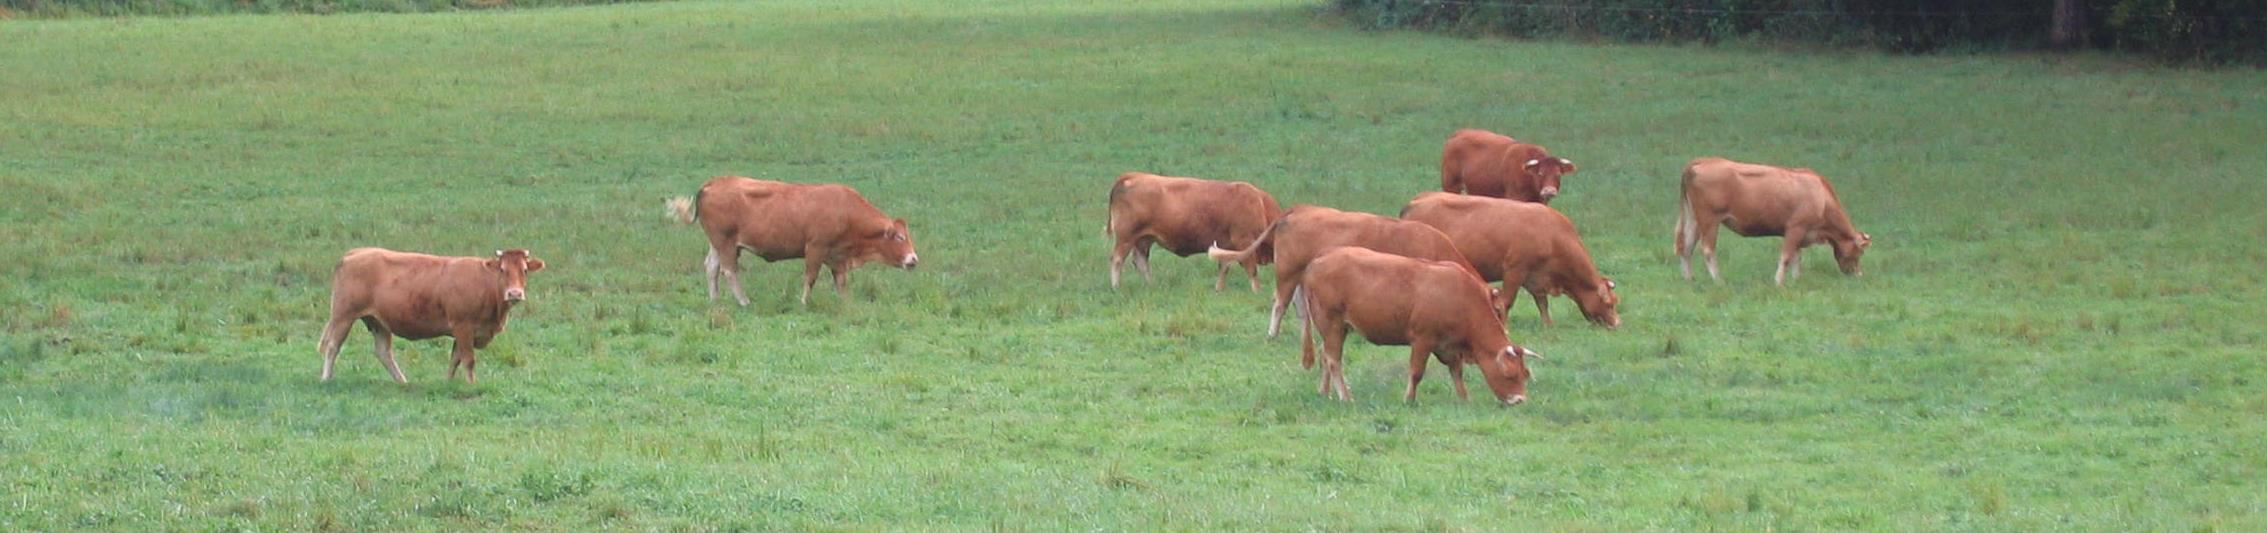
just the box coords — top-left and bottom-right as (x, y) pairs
(485, 258), (503, 271)
(892, 218), (909, 232)
(524, 258), (545, 273)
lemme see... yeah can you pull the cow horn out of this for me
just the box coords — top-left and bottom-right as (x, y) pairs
(1524, 159), (1540, 167)
(494, 249), (503, 256)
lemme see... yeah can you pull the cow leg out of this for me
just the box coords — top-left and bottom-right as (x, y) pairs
(1403, 339), (1436, 403)
(1318, 315), (1350, 399)
(1267, 279), (1296, 338)
(363, 318), (407, 384)
(1497, 285), (1522, 326)
(448, 327), (479, 384)
(799, 255), (824, 306)
(1790, 240), (1805, 280)
(318, 314), (355, 382)
(1109, 238), (1135, 289)
(1531, 286), (1554, 327)
(1776, 229), (1807, 286)
(1445, 358), (1471, 401)
(1298, 287), (1318, 369)
(830, 262), (850, 299)
(1241, 260), (1263, 293)
(719, 247), (753, 307)
(708, 235), (751, 306)
(1698, 222), (1723, 282)
(1132, 240), (1153, 282)
(1214, 262), (1230, 292)
(1677, 220), (1695, 280)
(1328, 347), (1352, 402)
(703, 247), (721, 302)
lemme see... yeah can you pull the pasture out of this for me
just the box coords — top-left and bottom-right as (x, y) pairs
(4, 0), (2265, 529)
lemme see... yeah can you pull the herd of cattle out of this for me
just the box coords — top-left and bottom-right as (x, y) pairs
(316, 128), (1871, 406)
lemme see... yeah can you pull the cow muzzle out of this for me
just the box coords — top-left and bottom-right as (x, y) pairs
(504, 288), (527, 302)
(901, 253), (919, 270)
(1503, 394), (1527, 407)
(1538, 187), (1559, 200)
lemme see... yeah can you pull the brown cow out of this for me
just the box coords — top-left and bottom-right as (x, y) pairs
(318, 248), (546, 384)
(1299, 247), (1542, 405)
(1401, 192), (1621, 329)
(1206, 205), (1477, 340)
(689, 176), (918, 306)
(1105, 172), (1282, 292)
(1675, 157), (1872, 285)
(1440, 128), (1577, 204)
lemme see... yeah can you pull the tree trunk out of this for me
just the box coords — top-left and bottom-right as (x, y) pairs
(2051, 0), (2086, 49)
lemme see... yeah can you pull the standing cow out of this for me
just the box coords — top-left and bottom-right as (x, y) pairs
(1401, 192), (1620, 328)
(1440, 128), (1577, 204)
(318, 248), (546, 384)
(1105, 172), (1282, 292)
(1299, 247), (1542, 405)
(1674, 157), (1872, 285)
(686, 176), (919, 306)
(1206, 205), (1478, 340)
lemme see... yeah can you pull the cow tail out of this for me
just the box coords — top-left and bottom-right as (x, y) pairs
(1298, 283), (1317, 370)
(1105, 175), (1133, 237)
(665, 188), (702, 225)
(1675, 165), (1698, 255)
(318, 258), (352, 351)
(1206, 213), (1282, 265)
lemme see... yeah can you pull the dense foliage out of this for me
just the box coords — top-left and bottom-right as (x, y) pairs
(1333, 0), (2267, 64)
(0, 0), (651, 17)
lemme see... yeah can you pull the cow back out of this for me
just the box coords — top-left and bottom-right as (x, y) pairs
(699, 176), (899, 260)
(331, 248), (513, 340)
(1273, 206), (1474, 281)
(1401, 193), (1583, 283)
(1111, 173), (1280, 259)
(1306, 247), (1506, 348)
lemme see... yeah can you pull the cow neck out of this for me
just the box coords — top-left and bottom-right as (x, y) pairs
(1555, 240), (1603, 289)
(1820, 203), (1863, 245)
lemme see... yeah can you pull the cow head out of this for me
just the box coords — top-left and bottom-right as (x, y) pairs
(858, 218), (919, 270)
(486, 249), (546, 303)
(1523, 157), (1576, 203)
(1479, 344), (1539, 406)
(1832, 233), (1871, 276)
(1575, 277), (1621, 329)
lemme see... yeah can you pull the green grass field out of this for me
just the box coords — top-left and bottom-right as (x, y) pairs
(5, 0), (2266, 529)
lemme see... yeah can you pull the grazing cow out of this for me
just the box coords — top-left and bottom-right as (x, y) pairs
(1299, 247), (1542, 405)
(687, 176), (919, 306)
(1105, 172), (1282, 292)
(1674, 157), (1872, 285)
(1206, 205), (1477, 340)
(1440, 128), (1577, 204)
(318, 248), (546, 384)
(1401, 192), (1621, 328)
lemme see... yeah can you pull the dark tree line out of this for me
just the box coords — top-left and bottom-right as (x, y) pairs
(1335, 0), (2267, 65)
